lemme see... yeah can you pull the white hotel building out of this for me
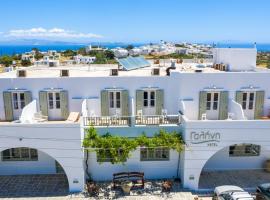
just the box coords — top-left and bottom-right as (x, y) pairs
(0, 47), (269, 193)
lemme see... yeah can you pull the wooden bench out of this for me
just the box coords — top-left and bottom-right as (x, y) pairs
(113, 172), (144, 189)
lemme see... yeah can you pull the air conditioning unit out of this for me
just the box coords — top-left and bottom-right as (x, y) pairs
(60, 69), (69, 77)
(152, 68), (160, 76)
(17, 70), (26, 77)
(110, 69), (118, 76)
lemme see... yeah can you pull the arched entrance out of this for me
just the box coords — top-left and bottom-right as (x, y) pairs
(198, 143), (270, 190)
(0, 147), (69, 197)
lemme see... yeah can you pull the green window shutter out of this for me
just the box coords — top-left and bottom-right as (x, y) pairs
(101, 90), (109, 116)
(218, 91), (229, 120)
(39, 91), (48, 116)
(198, 91), (207, 120)
(24, 91), (32, 105)
(136, 90), (143, 115)
(121, 90), (129, 116)
(254, 91), (265, 119)
(235, 91), (243, 105)
(60, 90), (69, 120)
(156, 89), (164, 115)
(3, 91), (13, 121)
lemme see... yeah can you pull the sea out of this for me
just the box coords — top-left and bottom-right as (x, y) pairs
(0, 43), (270, 56)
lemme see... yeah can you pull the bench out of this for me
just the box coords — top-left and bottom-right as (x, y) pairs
(113, 172), (144, 189)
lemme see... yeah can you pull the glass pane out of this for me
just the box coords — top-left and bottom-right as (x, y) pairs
(13, 93), (18, 101)
(2, 149), (11, 160)
(148, 148), (154, 159)
(143, 91), (148, 100)
(249, 93), (254, 101)
(141, 148), (147, 160)
(242, 102), (246, 109)
(248, 101), (253, 110)
(207, 93), (211, 101)
(20, 93), (25, 101)
(206, 102), (211, 110)
(243, 93), (247, 101)
(49, 100), (54, 109)
(109, 92), (114, 108)
(56, 101), (61, 109)
(213, 102), (218, 110)
(144, 100), (148, 107)
(150, 91), (155, 100)
(29, 149), (38, 160)
(214, 93), (219, 101)
(162, 149), (169, 159)
(11, 148), (20, 159)
(21, 148), (29, 158)
(55, 93), (60, 100)
(155, 148), (162, 159)
(116, 92), (120, 100)
(48, 93), (53, 100)
(150, 100), (155, 107)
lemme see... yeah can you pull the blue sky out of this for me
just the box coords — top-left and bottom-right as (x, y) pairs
(0, 0), (270, 43)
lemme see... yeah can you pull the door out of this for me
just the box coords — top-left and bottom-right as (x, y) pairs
(143, 90), (156, 115)
(242, 92), (255, 119)
(47, 92), (61, 120)
(109, 91), (122, 116)
(206, 92), (219, 120)
(12, 92), (26, 120)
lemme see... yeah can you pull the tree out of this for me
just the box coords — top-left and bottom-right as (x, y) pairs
(32, 48), (43, 60)
(62, 49), (77, 57)
(125, 45), (134, 50)
(21, 60), (32, 67)
(0, 55), (13, 67)
(78, 47), (87, 56)
(104, 50), (114, 60)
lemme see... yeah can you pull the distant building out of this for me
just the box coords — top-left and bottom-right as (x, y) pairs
(73, 55), (96, 64)
(113, 48), (129, 58)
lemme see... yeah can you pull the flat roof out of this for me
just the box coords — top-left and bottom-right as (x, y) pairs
(0, 62), (269, 78)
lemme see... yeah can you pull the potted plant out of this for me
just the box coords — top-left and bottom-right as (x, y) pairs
(121, 180), (133, 195)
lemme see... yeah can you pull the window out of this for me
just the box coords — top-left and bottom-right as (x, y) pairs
(2, 148), (38, 161)
(97, 149), (125, 162)
(140, 148), (169, 161)
(109, 91), (121, 109)
(242, 92), (255, 110)
(229, 144), (260, 157)
(12, 92), (25, 110)
(143, 91), (155, 108)
(206, 92), (219, 110)
(55, 161), (65, 174)
(48, 92), (61, 110)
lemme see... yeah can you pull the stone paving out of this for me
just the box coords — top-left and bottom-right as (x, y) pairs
(199, 170), (270, 190)
(0, 174), (69, 198)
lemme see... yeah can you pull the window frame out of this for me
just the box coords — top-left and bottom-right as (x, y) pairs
(140, 147), (170, 161)
(229, 144), (260, 157)
(109, 91), (121, 109)
(143, 90), (156, 108)
(12, 92), (25, 110)
(2, 148), (38, 161)
(47, 91), (61, 110)
(206, 92), (219, 111)
(242, 92), (255, 110)
(96, 149), (126, 162)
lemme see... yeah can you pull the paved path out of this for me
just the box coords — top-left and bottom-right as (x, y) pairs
(0, 174), (69, 198)
(199, 170), (270, 190)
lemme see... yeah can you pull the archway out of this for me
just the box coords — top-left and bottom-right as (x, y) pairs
(198, 143), (270, 190)
(0, 147), (69, 197)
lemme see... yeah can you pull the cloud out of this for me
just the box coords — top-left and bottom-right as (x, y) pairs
(4, 27), (103, 39)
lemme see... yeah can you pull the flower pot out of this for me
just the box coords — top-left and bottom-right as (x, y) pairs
(121, 181), (133, 195)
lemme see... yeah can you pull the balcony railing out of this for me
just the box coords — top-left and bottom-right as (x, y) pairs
(83, 116), (131, 126)
(83, 115), (181, 126)
(135, 115), (180, 125)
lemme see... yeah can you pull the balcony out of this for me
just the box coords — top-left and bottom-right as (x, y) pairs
(83, 115), (181, 127)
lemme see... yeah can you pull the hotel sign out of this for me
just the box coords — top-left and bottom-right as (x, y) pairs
(190, 131), (221, 146)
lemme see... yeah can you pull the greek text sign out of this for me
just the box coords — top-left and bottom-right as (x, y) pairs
(190, 131), (221, 146)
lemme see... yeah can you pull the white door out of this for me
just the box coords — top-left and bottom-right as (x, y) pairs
(241, 92), (255, 120)
(109, 91), (122, 116)
(47, 92), (61, 120)
(143, 91), (156, 115)
(206, 92), (219, 120)
(12, 92), (26, 120)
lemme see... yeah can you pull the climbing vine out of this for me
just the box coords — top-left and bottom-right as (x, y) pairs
(83, 126), (185, 164)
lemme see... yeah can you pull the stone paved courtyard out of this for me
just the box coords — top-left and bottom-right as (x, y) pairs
(199, 170), (270, 190)
(0, 174), (69, 198)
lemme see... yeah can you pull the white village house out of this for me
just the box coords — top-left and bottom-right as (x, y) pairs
(1, 47), (270, 192)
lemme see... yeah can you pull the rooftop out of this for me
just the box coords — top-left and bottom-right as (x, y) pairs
(0, 61), (269, 79)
